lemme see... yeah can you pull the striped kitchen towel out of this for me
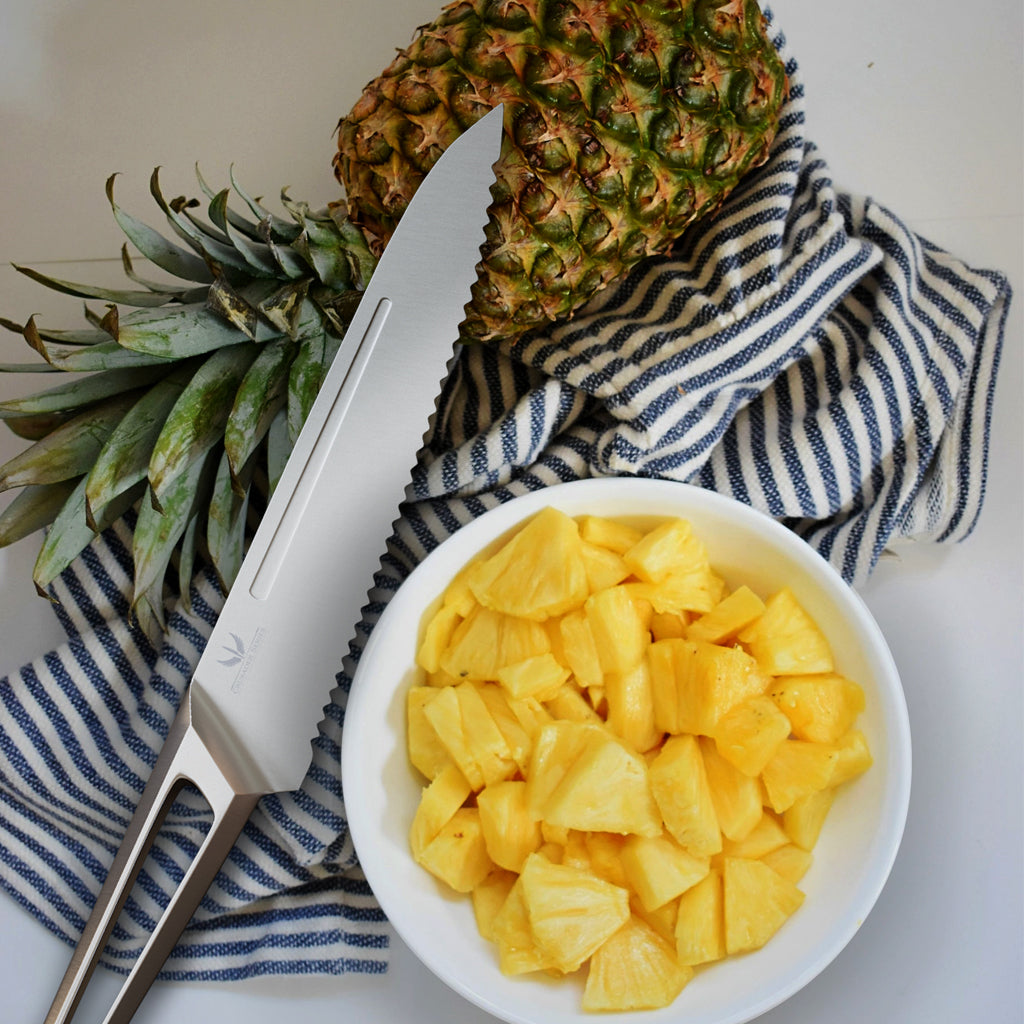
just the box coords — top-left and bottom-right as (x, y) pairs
(0, 15), (1011, 983)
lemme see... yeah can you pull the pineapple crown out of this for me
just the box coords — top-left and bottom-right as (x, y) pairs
(0, 169), (377, 631)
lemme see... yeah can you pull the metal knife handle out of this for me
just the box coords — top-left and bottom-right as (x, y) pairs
(44, 698), (260, 1024)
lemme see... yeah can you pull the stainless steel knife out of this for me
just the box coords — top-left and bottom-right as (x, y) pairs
(43, 103), (504, 1024)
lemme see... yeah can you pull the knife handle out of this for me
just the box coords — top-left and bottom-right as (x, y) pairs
(44, 695), (261, 1024)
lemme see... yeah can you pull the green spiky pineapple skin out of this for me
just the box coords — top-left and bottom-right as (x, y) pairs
(335, 0), (788, 342)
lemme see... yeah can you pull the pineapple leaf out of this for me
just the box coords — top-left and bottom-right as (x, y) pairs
(22, 324), (176, 372)
(0, 479), (80, 547)
(149, 168), (254, 276)
(210, 189), (288, 279)
(0, 363), (60, 373)
(0, 364), (167, 417)
(1, 410), (73, 440)
(31, 476), (144, 594)
(115, 303), (253, 358)
(286, 329), (337, 443)
(12, 263), (187, 308)
(228, 167), (301, 243)
(257, 280), (310, 339)
(106, 173), (214, 284)
(85, 366), (197, 529)
(224, 336), (295, 486)
(266, 406), (292, 494)
(120, 245), (210, 300)
(132, 449), (218, 615)
(0, 392), (142, 492)
(207, 446), (253, 591)
(148, 343), (260, 505)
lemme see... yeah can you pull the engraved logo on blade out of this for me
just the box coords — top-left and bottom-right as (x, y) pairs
(219, 627), (268, 693)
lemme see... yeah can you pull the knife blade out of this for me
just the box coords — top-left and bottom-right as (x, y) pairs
(44, 103), (504, 1024)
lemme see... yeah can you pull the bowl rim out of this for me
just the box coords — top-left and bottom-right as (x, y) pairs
(342, 478), (912, 1024)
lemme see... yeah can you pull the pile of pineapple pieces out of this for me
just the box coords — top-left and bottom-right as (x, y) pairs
(407, 507), (872, 1012)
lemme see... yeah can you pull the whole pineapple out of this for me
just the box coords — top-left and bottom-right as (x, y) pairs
(335, 0), (788, 341)
(0, 0), (787, 624)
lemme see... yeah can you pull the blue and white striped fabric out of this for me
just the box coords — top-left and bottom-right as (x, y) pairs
(0, 15), (1011, 983)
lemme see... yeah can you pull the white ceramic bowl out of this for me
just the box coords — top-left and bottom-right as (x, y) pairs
(343, 478), (911, 1024)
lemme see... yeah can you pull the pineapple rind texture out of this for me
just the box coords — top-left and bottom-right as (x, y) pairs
(405, 508), (873, 1013)
(335, 0), (789, 343)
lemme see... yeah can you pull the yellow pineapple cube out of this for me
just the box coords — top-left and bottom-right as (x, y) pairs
(477, 780), (543, 873)
(585, 584), (649, 674)
(649, 638), (767, 736)
(475, 683), (533, 773)
(496, 652), (570, 702)
(674, 868), (726, 966)
(519, 852), (631, 973)
(525, 721), (599, 820)
(623, 518), (705, 583)
(760, 844), (813, 884)
(723, 856), (805, 954)
(620, 833), (710, 912)
(409, 762), (472, 859)
(737, 587), (834, 676)
(416, 806), (494, 893)
(631, 892), (680, 945)
(722, 812), (789, 859)
(712, 694), (791, 776)
(558, 608), (604, 691)
(782, 788), (834, 850)
(541, 728), (663, 837)
(581, 540), (632, 592)
(441, 558), (481, 617)
(699, 736), (762, 842)
(650, 610), (688, 641)
(585, 832), (630, 888)
(472, 869), (517, 942)
(577, 514), (645, 554)
(416, 602), (463, 673)
(687, 585), (766, 644)
(439, 605), (550, 682)
(545, 682), (604, 724)
(648, 734), (722, 856)
(605, 658), (662, 754)
(770, 673), (866, 744)
(761, 739), (839, 813)
(829, 729), (873, 787)
(422, 683), (518, 790)
(506, 694), (553, 743)
(490, 875), (559, 975)
(582, 915), (693, 1012)
(468, 507), (589, 621)
(407, 686), (454, 780)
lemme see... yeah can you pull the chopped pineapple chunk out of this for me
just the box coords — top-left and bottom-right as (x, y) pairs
(519, 852), (631, 973)
(738, 587), (834, 676)
(404, 507), (874, 1014)
(723, 856), (805, 954)
(468, 507), (589, 620)
(583, 915), (693, 1011)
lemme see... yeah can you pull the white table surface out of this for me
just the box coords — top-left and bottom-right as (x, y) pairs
(1, 1), (1021, 1022)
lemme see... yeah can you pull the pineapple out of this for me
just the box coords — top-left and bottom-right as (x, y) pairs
(698, 736), (762, 841)
(583, 915), (692, 1012)
(711, 694), (791, 776)
(538, 725), (663, 837)
(409, 761), (473, 858)
(770, 673), (866, 744)
(467, 507), (589, 620)
(760, 844), (813, 884)
(335, 0), (788, 342)
(721, 811), (788, 860)
(490, 875), (560, 974)
(829, 729), (874, 787)
(438, 604), (551, 681)
(416, 806), (495, 892)
(674, 868), (725, 967)
(584, 584), (649, 674)
(495, 652), (570, 702)
(518, 852), (631, 973)
(472, 868), (518, 942)
(648, 734), (721, 856)
(417, 602), (464, 674)
(477, 779), (544, 872)
(761, 738), (839, 814)
(620, 832), (710, 913)
(738, 588), (835, 676)
(723, 856), (804, 955)
(577, 515), (644, 554)
(604, 658), (661, 754)
(558, 607), (604, 691)
(687, 585), (766, 644)
(407, 685), (455, 779)
(0, 171), (374, 626)
(782, 788), (834, 851)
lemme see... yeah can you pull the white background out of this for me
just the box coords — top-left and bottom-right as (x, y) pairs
(0, 1), (1021, 1022)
